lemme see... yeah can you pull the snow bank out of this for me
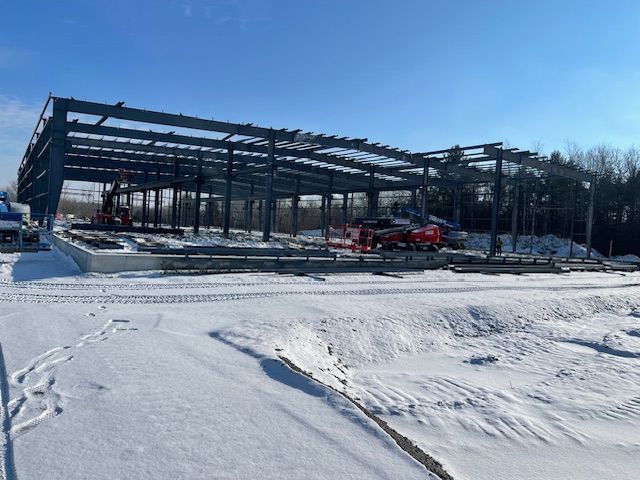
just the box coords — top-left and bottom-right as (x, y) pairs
(614, 254), (640, 263)
(465, 232), (603, 258)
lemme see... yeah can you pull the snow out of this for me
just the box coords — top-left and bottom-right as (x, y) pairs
(1, 248), (640, 479)
(0, 250), (430, 479)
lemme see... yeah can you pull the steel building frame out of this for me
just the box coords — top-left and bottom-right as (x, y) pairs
(17, 95), (597, 256)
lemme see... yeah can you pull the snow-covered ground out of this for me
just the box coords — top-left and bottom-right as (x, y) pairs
(1, 248), (640, 479)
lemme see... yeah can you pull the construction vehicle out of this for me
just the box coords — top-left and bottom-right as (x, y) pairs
(375, 223), (443, 251)
(397, 205), (468, 249)
(328, 221), (442, 252)
(328, 205), (468, 253)
(93, 180), (131, 226)
(0, 191), (51, 252)
(0, 191), (21, 245)
(327, 224), (375, 253)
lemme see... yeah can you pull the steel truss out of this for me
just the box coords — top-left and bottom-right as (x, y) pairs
(17, 96), (597, 255)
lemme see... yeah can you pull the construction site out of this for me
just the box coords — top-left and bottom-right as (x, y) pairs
(3, 95), (635, 275)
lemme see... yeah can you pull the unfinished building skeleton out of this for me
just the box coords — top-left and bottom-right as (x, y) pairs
(17, 96), (597, 257)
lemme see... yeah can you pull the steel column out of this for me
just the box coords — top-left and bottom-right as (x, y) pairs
(367, 165), (377, 217)
(142, 171), (149, 226)
(586, 176), (596, 258)
(529, 181), (540, 255)
(325, 174), (333, 240)
(420, 157), (430, 217)
(171, 158), (179, 228)
(510, 180), (520, 253)
(153, 166), (160, 227)
(342, 192), (348, 226)
(193, 155), (203, 234)
(153, 189), (159, 226)
(569, 180), (578, 257)
(223, 147), (233, 238)
(453, 183), (462, 224)
(247, 182), (254, 233)
(272, 199), (278, 233)
(262, 136), (276, 241)
(320, 195), (326, 235)
(47, 98), (68, 216)
(489, 148), (503, 256)
(291, 177), (300, 237)
(177, 186), (182, 227)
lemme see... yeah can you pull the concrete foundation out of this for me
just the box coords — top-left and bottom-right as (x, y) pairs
(53, 234), (164, 273)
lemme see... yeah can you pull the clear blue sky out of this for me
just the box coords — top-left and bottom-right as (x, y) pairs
(1, 0), (639, 181)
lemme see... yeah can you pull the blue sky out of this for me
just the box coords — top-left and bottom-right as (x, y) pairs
(1, 0), (639, 181)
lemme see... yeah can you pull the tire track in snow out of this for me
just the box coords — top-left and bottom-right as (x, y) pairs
(0, 282), (638, 305)
(1, 275), (631, 292)
(0, 278), (433, 291)
(0, 278), (477, 292)
(0, 342), (17, 480)
(0, 285), (485, 304)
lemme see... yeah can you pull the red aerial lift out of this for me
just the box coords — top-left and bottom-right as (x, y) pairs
(327, 205), (468, 253)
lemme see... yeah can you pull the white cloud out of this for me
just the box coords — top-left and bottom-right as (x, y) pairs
(0, 95), (43, 181)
